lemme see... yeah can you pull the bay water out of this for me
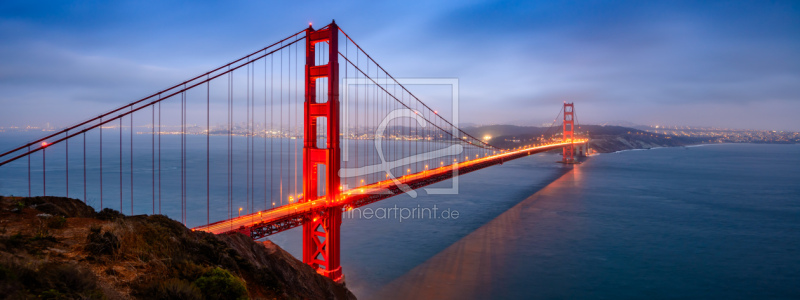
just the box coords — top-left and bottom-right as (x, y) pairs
(1, 131), (798, 299)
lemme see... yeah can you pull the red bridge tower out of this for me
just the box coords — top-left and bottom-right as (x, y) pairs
(562, 102), (575, 163)
(303, 21), (343, 282)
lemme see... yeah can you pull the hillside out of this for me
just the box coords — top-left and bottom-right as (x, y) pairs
(464, 124), (706, 152)
(0, 196), (355, 300)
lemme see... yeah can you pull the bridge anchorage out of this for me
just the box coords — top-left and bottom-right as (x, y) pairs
(0, 20), (589, 284)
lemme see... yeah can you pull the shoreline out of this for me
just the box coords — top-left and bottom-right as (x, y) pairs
(604, 142), (798, 154)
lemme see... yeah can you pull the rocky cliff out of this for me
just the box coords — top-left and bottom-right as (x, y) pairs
(0, 196), (355, 300)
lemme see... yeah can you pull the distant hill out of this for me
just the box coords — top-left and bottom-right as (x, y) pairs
(463, 124), (706, 153)
(462, 125), (548, 140)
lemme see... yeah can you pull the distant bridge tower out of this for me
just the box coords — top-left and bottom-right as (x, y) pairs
(562, 102), (575, 163)
(303, 21), (343, 282)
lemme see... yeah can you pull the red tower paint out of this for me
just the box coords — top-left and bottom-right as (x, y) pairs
(562, 102), (575, 163)
(303, 21), (343, 282)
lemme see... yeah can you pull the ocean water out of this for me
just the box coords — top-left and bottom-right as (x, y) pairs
(2, 132), (798, 299)
(366, 144), (800, 299)
(241, 143), (800, 299)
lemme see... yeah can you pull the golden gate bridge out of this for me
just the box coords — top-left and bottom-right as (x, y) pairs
(0, 20), (588, 283)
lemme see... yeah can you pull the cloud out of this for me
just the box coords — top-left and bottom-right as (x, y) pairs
(0, 0), (798, 130)
(0, 36), (193, 125)
(399, 0), (800, 129)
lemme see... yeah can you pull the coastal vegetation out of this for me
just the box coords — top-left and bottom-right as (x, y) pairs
(0, 196), (355, 299)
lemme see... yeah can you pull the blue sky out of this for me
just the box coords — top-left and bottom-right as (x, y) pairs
(1, 0), (798, 130)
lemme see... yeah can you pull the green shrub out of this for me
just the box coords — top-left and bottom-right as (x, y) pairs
(194, 267), (248, 300)
(31, 219), (56, 244)
(96, 208), (124, 221)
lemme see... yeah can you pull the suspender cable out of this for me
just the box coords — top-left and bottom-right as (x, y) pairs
(353, 44), (357, 188)
(263, 51), (271, 210)
(28, 145), (30, 197)
(270, 54), (274, 208)
(293, 42), (298, 202)
(158, 100), (162, 214)
(130, 107), (133, 214)
(228, 70), (232, 222)
(252, 58), (256, 213)
(83, 133), (86, 203)
(152, 105), (155, 214)
(66, 130), (69, 198)
(42, 147), (45, 196)
(120, 117), (123, 211)
(287, 44), (299, 200)
(181, 91), (184, 223)
(181, 89), (186, 224)
(100, 117), (103, 209)
(246, 61), (251, 215)
(207, 76), (210, 225)
(280, 41), (283, 206)
(344, 38), (348, 189)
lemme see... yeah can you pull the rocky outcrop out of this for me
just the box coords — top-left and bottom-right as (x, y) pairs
(0, 196), (356, 300)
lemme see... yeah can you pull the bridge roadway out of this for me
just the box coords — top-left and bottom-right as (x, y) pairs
(193, 140), (587, 239)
